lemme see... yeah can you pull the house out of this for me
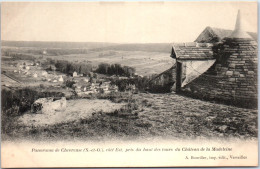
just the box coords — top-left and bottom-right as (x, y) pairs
(41, 71), (48, 77)
(171, 42), (215, 91)
(126, 84), (136, 92)
(33, 73), (38, 78)
(84, 77), (90, 83)
(81, 86), (87, 92)
(58, 75), (64, 82)
(110, 85), (119, 92)
(100, 83), (110, 93)
(73, 71), (78, 77)
(170, 10), (257, 107)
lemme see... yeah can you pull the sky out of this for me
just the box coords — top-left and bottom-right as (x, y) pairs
(1, 1), (257, 43)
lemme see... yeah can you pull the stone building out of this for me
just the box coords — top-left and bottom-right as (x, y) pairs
(170, 10), (257, 107)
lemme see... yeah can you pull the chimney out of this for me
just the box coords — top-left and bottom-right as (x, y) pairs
(229, 10), (252, 39)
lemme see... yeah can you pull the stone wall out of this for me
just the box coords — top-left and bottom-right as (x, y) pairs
(148, 63), (187, 93)
(148, 66), (176, 93)
(182, 38), (257, 108)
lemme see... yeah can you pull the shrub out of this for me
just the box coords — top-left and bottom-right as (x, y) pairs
(95, 63), (136, 77)
(65, 80), (76, 88)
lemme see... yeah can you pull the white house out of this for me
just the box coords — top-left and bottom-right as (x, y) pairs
(84, 77), (89, 83)
(33, 73), (38, 78)
(42, 71), (48, 77)
(73, 71), (78, 77)
(58, 75), (64, 82)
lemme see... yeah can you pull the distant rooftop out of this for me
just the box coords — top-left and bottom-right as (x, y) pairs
(195, 27), (257, 43)
(196, 10), (257, 43)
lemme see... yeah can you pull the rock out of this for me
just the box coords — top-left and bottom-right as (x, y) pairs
(31, 97), (66, 114)
(226, 71), (233, 76)
(31, 97), (53, 113)
(42, 97), (67, 114)
(218, 125), (228, 132)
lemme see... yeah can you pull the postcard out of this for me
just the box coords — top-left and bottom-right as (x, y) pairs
(1, 1), (258, 167)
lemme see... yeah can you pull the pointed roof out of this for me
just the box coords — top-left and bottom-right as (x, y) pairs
(229, 10), (252, 39)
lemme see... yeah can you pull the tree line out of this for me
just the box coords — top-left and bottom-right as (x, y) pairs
(95, 63), (136, 77)
(53, 59), (93, 75)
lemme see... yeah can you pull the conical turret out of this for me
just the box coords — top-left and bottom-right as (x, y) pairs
(229, 10), (252, 39)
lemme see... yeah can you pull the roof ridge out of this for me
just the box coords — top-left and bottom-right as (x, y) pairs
(173, 42), (213, 47)
(205, 26), (256, 34)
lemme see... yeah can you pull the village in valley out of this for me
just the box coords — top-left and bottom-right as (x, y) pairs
(1, 4), (258, 142)
(2, 58), (122, 96)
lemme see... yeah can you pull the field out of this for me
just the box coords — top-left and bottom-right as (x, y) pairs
(2, 92), (257, 141)
(2, 41), (174, 76)
(44, 51), (174, 76)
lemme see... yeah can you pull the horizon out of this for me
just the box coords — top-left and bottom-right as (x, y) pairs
(2, 2), (257, 43)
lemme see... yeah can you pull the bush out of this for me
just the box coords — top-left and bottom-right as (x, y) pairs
(65, 80), (76, 88)
(1, 88), (65, 116)
(95, 63), (136, 77)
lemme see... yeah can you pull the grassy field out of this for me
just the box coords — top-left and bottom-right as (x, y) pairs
(2, 92), (257, 141)
(44, 50), (174, 76)
(2, 41), (174, 76)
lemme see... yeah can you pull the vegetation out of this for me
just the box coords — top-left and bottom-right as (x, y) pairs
(64, 80), (76, 88)
(2, 92), (257, 141)
(2, 88), (65, 116)
(2, 51), (36, 61)
(95, 63), (136, 77)
(54, 59), (93, 75)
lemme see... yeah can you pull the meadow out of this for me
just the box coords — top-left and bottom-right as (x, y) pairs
(2, 41), (174, 76)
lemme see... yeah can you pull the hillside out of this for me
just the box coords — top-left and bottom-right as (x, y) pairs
(2, 41), (172, 53)
(94, 43), (172, 53)
(2, 41), (174, 76)
(1, 41), (117, 49)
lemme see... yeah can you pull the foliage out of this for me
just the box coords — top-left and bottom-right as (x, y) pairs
(95, 63), (136, 77)
(64, 80), (76, 88)
(1, 88), (65, 116)
(110, 76), (150, 92)
(54, 59), (92, 75)
(4, 52), (36, 61)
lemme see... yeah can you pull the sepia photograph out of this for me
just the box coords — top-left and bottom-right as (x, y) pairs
(1, 1), (258, 167)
